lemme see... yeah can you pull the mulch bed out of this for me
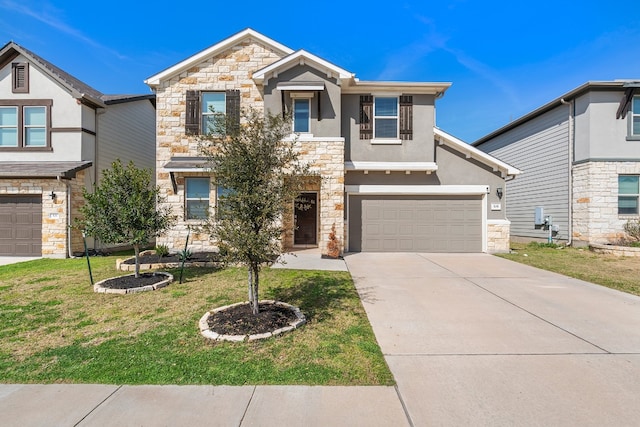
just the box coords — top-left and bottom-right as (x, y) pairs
(122, 251), (220, 265)
(207, 303), (299, 335)
(100, 273), (169, 289)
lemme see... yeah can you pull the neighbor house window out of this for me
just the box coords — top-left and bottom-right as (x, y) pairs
(632, 96), (640, 137)
(185, 177), (210, 220)
(185, 90), (240, 135)
(293, 98), (310, 133)
(12, 62), (29, 93)
(0, 100), (51, 149)
(619, 175), (639, 215)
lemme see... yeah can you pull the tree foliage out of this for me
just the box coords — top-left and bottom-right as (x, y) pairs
(200, 109), (311, 314)
(76, 160), (176, 277)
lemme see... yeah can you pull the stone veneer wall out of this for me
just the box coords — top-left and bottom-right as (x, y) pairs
(0, 171), (85, 258)
(487, 219), (510, 253)
(573, 161), (640, 244)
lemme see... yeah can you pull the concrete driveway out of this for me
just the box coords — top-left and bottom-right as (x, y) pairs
(345, 252), (640, 426)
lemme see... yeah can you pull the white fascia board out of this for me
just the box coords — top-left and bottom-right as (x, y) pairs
(434, 127), (522, 176)
(277, 82), (325, 91)
(345, 161), (438, 172)
(253, 50), (354, 85)
(145, 29), (294, 87)
(345, 185), (490, 195)
(342, 80), (451, 95)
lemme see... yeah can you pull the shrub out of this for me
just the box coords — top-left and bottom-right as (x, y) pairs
(155, 244), (169, 258)
(623, 218), (640, 241)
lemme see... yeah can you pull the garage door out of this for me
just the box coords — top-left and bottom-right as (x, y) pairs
(0, 195), (42, 256)
(349, 195), (482, 252)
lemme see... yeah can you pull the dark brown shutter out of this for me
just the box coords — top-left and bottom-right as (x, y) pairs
(12, 63), (28, 93)
(185, 90), (199, 135)
(360, 95), (373, 140)
(616, 88), (636, 120)
(399, 95), (413, 141)
(226, 89), (241, 134)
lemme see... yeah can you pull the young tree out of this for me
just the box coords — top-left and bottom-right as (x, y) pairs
(77, 160), (176, 277)
(201, 108), (310, 315)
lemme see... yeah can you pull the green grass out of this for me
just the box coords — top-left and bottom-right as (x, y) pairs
(0, 255), (393, 386)
(497, 242), (640, 296)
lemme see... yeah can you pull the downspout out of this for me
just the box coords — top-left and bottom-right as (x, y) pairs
(560, 98), (574, 245)
(58, 176), (74, 258)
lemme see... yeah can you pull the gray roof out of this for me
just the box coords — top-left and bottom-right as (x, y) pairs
(0, 161), (93, 179)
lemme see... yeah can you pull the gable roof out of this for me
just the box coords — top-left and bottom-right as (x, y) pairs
(145, 28), (294, 87)
(434, 127), (521, 177)
(253, 49), (354, 85)
(473, 80), (639, 146)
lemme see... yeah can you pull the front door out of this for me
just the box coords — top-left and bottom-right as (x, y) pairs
(294, 192), (317, 245)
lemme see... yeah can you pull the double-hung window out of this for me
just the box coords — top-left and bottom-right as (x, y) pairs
(618, 175), (639, 215)
(216, 186), (233, 219)
(185, 90), (240, 136)
(293, 98), (310, 133)
(185, 177), (210, 220)
(0, 101), (50, 149)
(632, 96), (640, 137)
(360, 95), (412, 141)
(374, 97), (398, 139)
(201, 92), (226, 135)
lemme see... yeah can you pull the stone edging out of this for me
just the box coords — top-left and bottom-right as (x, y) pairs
(93, 272), (174, 294)
(199, 300), (306, 342)
(590, 243), (640, 257)
(116, 251), (219, 271)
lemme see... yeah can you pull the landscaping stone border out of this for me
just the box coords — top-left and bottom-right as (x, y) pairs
(590, 243), (640, 257)
(93, 272), (174, 294)
(199, 300), (306, 342)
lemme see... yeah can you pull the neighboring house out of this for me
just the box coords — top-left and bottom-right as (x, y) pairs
(145, 29), (520, 255)
(0, 41), (156, 257)
(474, 80), (640, 246)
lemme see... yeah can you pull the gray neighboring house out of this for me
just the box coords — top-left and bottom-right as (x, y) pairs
(146, 28), (520, 255)
(0, 41), (156, 257)
(474, 80), (640, 246)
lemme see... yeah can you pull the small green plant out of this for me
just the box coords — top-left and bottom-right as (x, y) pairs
(623, 218), (640, 241)
(155, 245), (169, 259)
(527, 242), (560, 249)
(178, 248), (193, 262)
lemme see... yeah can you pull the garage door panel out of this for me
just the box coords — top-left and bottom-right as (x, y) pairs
(351, 195), (482, 253)
(0, 195), (42, 256)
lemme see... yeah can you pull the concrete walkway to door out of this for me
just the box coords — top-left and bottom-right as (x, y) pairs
(345, 252), (640, 426)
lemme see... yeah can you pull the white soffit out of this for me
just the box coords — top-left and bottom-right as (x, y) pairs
(253, 50), (354, 85)
(277, 82), (325, 91)
(145, 28), (294, 87)
(345, 161), (438, 172)
(346, 185), (490, 195)
(342, 80), (452, 95)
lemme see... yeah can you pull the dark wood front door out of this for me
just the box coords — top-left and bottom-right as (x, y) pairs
(294, 192), (317, 245)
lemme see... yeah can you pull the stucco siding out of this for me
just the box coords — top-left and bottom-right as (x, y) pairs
(477, 106), (570, 240)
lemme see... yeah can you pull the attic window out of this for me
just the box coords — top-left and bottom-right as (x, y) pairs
(12, 63), (29, 93)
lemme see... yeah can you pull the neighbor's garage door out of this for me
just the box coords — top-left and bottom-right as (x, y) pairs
(0, 195), (42, 256)
(349, 195), (482, 252)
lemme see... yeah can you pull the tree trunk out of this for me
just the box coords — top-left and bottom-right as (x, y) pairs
(134, 244), (140, 278)
(248, 264), (260, 315)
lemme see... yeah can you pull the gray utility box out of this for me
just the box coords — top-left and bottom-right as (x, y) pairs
(534, 207), (545, 225)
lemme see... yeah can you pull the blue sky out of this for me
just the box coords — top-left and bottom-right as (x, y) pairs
(1, 0), (639, 142)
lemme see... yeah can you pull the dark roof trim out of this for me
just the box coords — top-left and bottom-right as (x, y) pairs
(102, 94), (156, 105)
(473, 81), (637, 146)
(0, 161), (92, 179)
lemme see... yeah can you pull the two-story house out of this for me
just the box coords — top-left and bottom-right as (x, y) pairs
(474, 81), (640, 246)
(145, 29), (519, 255)
(0, 41), (156, 257)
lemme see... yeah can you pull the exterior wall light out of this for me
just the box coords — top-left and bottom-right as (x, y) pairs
(50, 191), (57, 201)
(496, 187), (503, 199)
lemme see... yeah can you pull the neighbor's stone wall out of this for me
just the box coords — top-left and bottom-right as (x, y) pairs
(155, 40), (286, 252)
(487, 219), (510, 253)
(0, 173), (86, 258)
(573, 161), (640, 244)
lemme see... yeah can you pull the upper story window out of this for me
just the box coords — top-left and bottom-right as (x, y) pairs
(360, 95), (412, 142)
(12, 62), (29, 93)
(185, 90), (240, 136)
(618, 175), (639, 215)
(185, 177), (210, 220)
(0, 100), (51, 149)
(293, 98), (310, 133)
(632, 96), (640, 137)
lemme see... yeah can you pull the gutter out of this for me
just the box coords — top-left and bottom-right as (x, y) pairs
(560, 98), (574, 246)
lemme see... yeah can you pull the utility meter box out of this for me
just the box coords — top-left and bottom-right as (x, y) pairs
(534, 207), (545, 225)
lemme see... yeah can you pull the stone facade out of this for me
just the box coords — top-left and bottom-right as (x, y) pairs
(487, 219), (511, 253)
(0, 171), (86, 258)
(154, 40), (345, 255)
(572, 161), (640, 244)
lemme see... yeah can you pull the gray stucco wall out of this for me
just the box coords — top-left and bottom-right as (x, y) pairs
(263, 65), (341, 137)
(341, 94), (435, 162)
(476, 106), (571, 240)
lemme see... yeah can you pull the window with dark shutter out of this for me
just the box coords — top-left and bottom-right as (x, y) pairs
(399, 95), (413, 140)
(225, 89), (240, 134)
(185, 90), (200, 135)
(12, 63), (28, 93)
(360, 95), (373, 140)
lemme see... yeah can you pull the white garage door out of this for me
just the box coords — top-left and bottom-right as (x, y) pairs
(350, 195), (482, 252)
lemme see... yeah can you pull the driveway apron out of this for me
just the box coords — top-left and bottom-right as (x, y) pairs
(345, 252), (640, 426)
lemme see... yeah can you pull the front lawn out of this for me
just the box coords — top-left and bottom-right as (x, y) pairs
(0, 255), (393, 385)
(497, 242), (640, 296)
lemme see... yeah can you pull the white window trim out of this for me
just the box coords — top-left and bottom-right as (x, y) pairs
(201, 92), (226, 136)
(618, 174), (640, 216)
(372, 95), (400, 143)
(293, 98), (311, 134)
(185, 177), (211, 221)
(631, 95), (640, 138)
